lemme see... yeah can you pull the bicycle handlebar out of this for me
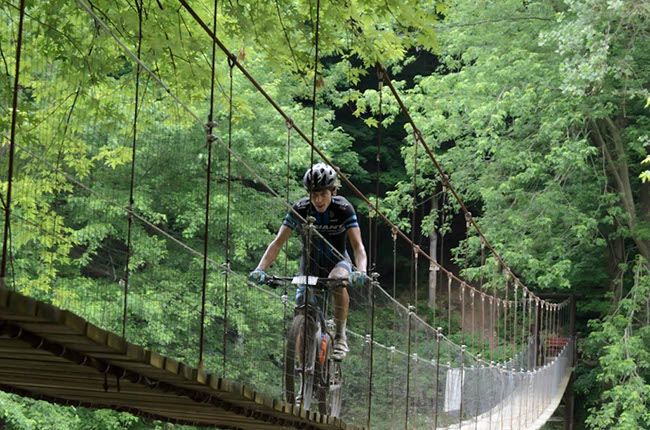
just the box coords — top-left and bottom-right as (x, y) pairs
(264, 275), (348, 289)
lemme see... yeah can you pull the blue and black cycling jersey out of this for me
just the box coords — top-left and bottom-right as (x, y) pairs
(283, 196), (359, 277)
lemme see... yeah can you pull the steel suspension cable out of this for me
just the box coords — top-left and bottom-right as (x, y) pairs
(1, 0), (25, 284)
(375, 62), (549, 307)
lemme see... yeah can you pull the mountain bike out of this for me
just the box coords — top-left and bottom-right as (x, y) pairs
(265, 275), (344, 417)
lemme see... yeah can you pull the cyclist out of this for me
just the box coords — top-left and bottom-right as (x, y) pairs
(249, 162), (367, 360)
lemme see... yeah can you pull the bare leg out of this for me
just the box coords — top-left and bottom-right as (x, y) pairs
(329, 265), (350, 340)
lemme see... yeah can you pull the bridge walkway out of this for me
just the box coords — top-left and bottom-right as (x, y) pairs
(0, 284), (361, 430)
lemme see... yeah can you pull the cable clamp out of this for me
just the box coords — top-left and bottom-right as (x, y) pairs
(375, 63), (387, 82)
(206, 120), (218, 129)
(227, 53), (237, 68)
(413, 127), (423, 143)
(365, 334), (371, 344)
(285, 117), (294, 130)
(207, 133), (218, 143)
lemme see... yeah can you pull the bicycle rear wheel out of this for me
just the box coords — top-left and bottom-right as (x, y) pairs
(316, 332), (343, 417)
(285, 313), (317, 410)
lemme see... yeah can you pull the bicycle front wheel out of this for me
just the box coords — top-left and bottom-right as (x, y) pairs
(284, 313), (317, 410)
(316, 332), (343, 418)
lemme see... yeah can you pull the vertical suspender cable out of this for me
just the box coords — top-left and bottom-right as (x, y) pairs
(471, 288), (475, 352)
(503, 276), (509, 363)
(223, 58), (234, 377)
(459, 344), (466, 425)
(405, 305), (414, 430)
(481, 293), (486, 354)
(391, 345), (396, 430)
(302, 0), (321, 403)
(1, 0), (26, 286)
(309, 0), (320, 171)
(438, 184), (447, 290)
(475, 353), (481, 429)
(520, 292), (524, 359)
(122, 0), (143, 339)
(410, 134), (418, 306)
(528, 296), (533, 368)
(413, 250), (419, 420)
(199, 0), (218, 370)
(460, 283), (465, 345)
(434, 329), (442, 429)
(535, 299), (541, 367)
(368, 208), (373, 269)
(282, 120), (292, 398)
(490, 296), (495, 359)
(513, 283), (518, 360)
(545, 303), (550, 360)
(462, 212), (470, 346)
(366, 275), (376, 428)
(392, 227), (397, 299)
(373, 77), (383, 271)
(496, 299), (501, 363)
(392, 227), (398, 351)
(447, 275), (452, 334)
(478, 242), (485, 292)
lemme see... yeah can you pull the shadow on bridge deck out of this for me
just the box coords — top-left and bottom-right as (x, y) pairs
(0, 285), (362, 430)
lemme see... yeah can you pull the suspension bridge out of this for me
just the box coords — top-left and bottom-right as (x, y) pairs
(1, 0), (575, 429)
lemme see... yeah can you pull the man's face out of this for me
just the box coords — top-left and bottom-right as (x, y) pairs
(310, 189), (332, 213)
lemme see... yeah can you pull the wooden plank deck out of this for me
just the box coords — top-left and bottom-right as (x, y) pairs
(0, 285), (361, 430)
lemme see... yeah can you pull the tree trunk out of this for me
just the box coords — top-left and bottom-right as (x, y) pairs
(589, 117), (650, 267)
(606, 236), (625, 305)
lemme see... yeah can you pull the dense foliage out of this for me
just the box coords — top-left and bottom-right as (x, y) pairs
(1, 0), (649, 428)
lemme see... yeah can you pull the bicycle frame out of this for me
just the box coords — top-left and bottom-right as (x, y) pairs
(266, 276), (344, 416)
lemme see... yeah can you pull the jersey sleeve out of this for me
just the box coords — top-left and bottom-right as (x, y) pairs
(282, 202), (301, 230)
(342, 201), (359, 230)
